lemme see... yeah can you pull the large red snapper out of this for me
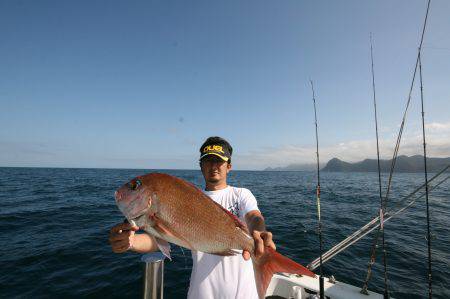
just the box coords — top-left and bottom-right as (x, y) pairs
(115, 173), (315, 298)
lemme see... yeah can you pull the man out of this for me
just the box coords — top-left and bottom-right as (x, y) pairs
(109, 136), (275, 299)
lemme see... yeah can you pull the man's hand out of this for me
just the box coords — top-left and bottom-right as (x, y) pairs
(242, 230), (276, 261)
(109, 222), (139, 253)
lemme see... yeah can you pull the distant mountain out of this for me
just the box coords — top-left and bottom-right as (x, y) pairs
(322, 155), (450, 173)
(264, 163), (319, 171)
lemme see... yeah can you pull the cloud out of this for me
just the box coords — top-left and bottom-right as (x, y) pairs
(3, 121), (448, 170)
(233, 121), (450, 170)
(425, 121), (450, 132)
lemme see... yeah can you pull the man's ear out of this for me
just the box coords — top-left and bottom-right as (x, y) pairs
(226, 163), (232, 173)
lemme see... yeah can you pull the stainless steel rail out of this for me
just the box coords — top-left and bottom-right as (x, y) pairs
(142, 252), (166, 299)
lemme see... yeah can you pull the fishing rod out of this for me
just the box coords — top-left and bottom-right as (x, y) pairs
(310, 79), (324, 299)
(419, 50), (433, 299)
(361, 0), (432, 291)
(368, 32), (389, 299)
(308, 174), (449, 271)
(307, 166), (449, 271)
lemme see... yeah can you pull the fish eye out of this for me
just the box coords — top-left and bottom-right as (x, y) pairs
(128, 179), (142, 191)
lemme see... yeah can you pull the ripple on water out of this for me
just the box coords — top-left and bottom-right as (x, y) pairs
(0, 168), (449, 298)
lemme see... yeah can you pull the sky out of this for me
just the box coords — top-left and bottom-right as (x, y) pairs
(1, 0), (449, 170)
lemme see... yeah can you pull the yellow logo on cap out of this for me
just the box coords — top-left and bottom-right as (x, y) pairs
(203, 145), (224, 153)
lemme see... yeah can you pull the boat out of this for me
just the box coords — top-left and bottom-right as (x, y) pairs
(266, 273), (384, 299)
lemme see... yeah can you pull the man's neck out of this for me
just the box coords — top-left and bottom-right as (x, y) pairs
(205, 182), (228, 191)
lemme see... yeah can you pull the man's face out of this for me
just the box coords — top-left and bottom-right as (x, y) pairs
(200, 155), (231, 184)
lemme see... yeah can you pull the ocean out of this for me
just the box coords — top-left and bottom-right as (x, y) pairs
(0, 167), (449, 298)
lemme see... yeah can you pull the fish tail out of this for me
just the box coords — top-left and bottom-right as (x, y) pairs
(252, 247), (316, 299)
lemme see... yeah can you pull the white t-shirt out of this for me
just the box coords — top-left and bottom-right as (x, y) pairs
(187, 186), (259, 299)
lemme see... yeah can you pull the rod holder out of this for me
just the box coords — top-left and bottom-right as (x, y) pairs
(142, 252), (166, 299)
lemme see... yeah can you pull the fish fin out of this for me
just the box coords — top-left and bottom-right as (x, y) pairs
(150, 215), (193, 249)
(210, 200), (249, 234)
(253, 247), (316, 299)
(155, 237), (172, 261)
(152, 218), (174, 236)
(210, 249), (240, 256)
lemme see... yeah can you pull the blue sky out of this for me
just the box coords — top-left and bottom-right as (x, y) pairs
(1, 0), (449, 170)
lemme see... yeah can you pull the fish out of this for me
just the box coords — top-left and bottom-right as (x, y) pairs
(115, 172), (315, 299)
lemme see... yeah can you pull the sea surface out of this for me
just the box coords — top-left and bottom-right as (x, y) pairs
(0, 167), (449, 298)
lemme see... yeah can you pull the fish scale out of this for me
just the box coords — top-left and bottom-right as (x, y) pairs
(153, 179), (248, 253)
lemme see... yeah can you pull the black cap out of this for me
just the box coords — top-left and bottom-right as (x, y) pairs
(199, 137), (232, 162)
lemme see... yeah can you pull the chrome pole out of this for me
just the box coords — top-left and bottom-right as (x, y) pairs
(142, 252), (166, 299)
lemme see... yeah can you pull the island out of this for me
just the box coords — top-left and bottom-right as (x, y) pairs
(264, 155), (449, 173)
(322, 155), (449, 172)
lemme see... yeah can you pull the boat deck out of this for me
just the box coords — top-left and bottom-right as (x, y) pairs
(266, 273), (385, 299)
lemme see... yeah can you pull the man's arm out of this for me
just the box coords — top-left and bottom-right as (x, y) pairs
(243, 210), (276, 260)
(109, 222), (158, 254)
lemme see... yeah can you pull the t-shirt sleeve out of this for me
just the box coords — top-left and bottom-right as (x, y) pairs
(239, 188), (259, 218)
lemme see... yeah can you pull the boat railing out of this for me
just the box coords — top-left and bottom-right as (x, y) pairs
(142, 252), (166, 299)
